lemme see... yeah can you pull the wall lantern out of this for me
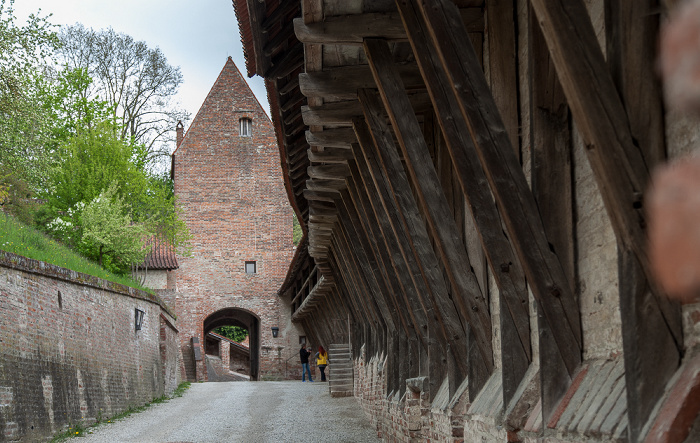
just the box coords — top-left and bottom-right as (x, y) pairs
(135, 308), (145, 331)
(271, 326), (279, 338)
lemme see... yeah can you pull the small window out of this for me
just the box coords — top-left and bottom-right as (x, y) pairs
(239, 118), (252, 137)
(245, 261), (257, 274)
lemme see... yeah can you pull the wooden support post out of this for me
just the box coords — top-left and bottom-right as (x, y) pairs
(334, 193), (400, 336)
(363, 40), (493, 368)
(526, 2), (577, 424)
(355, 94), (486, 390)
(526, 0), (681, 341)
(333, 227), (391, 359)
(396, 0), (531, 405)
(353, 118), (453, 396)
(349, 148), (439, 394)
(414, 0), (583, 420)
(340, 182), (421, 348)
(345, 173), (429, 347)
(604, 2), (682, 440)
(485, 0), (520, 158)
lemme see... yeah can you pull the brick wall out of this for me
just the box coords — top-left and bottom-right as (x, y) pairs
(173, 57), (294, 381)
(0, 252), (179, 442)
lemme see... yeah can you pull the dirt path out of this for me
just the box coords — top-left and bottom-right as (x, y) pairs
(76, 381), (379, 443)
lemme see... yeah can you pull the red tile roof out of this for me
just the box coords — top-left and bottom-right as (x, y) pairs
(138, 235), (178, 270)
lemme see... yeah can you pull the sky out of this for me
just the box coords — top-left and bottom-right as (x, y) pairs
(13, 0), (271, 123)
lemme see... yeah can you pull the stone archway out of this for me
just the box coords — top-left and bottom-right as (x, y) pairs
(203, 308), (260, 381)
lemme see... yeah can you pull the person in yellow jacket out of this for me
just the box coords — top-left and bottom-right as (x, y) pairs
(315, 346), (329, 381)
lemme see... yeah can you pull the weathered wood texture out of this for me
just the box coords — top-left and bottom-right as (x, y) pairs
(397, 0), (531, 406)
(603, 1), (682, 440)
(528, 0), (681, 348)
(486, 0), (520, 158)
(364, 39), (494, 370)
(413, 0), (583, 418)
(354, 109), (480, 390)
(526, 2), (576, 423)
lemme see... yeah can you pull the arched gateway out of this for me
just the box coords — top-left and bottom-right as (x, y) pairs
(203, 308), (260, 380)
(171, 58), (304, 382)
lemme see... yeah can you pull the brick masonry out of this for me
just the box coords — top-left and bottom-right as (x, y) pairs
(172, 57), (296, 381)
(0, 251), (179, 442)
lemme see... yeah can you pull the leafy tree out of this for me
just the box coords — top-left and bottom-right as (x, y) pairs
(56, 24), (189, 172)
(292, 212), (302, 246)
(0, 0), (58, 196)
(81, 183), (150, 272)
(213, 326), (249, 343)
(38, 120), (191, 265)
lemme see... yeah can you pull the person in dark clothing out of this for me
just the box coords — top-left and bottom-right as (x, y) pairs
(300, 343), (313, 382)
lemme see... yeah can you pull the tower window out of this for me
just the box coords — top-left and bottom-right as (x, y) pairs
(239, 118), (252, 137)
(245, 261), (257, 274)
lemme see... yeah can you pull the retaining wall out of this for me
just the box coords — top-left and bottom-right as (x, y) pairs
(0, 252), (179, 442)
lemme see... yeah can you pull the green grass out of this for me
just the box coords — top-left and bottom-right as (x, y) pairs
(0, 213), (151, 292)
(51, 382), (191, 441)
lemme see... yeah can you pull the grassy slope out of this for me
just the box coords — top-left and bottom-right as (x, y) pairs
(0, 213), (151, 292)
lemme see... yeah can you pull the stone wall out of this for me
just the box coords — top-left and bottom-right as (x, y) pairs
(0, 252), (179, 442)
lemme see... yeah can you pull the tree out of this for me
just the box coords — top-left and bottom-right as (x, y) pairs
(56, 24), (189, 172)
(0, 0), (58, 194)
(292, 212), (302, 246)
(81, 184), (150, 272)
(213, 326), (249, 343)
(38, 118), (191, 263)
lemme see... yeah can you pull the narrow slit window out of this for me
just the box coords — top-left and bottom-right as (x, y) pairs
(239, 118), (252, 137)
(245, 261), (257, 274)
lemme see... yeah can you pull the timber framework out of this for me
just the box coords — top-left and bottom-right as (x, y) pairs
(234, 1), (700, 442)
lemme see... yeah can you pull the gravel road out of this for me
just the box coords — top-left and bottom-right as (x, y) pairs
(76, 381), (380, 443)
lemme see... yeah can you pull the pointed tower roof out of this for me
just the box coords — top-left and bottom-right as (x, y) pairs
(173, 57), (271, 155)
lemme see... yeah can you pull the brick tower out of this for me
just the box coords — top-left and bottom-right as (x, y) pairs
(172, 57), (295, 381)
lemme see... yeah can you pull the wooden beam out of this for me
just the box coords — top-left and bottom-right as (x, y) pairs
(262, 2), (295, 31)
(301, 92), (433, 126)
(245, 0), (270, 77)
(335, 194), (400, 335)
(357, 100), (483, 386)
(605, 2), (681, 441)
(526, 2), (577, 422)
(396, 0), (530, 405)
(280, 90), (305, 113)
(294, 13), (408, 45)
(307, 164), (351, 180)
(485, 0), (520, 155)
(415, 2), (583, 408)
(294, 9), (484, 45)
(353, 119), (459, 398)
(527, 0), (681, 343)
(265, 43), (303, 79)
(306, 128), (357, 147)
(299, 64), (425, 100)
(306, 178), (347, 192)
(301, 100), (361, 127)
(263, 21), (295, 57)
(308, 147), (354, 164)
(363, 41), (493, 370)
(278, 76), (299, 96)
(303, 189), (340, 202)
(344, 173), (429, 351)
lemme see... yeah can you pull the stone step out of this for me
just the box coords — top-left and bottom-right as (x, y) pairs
(328, 343), (353, 396)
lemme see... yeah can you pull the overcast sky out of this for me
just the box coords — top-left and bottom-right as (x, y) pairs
(13, 0), (270, 124)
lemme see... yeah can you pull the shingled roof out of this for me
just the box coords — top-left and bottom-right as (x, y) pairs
(137, 235), (178, 270)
